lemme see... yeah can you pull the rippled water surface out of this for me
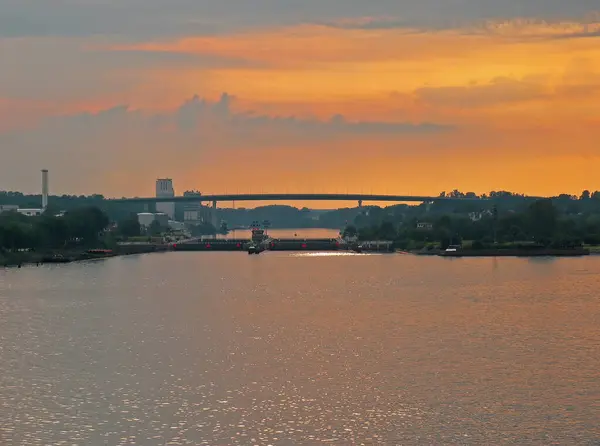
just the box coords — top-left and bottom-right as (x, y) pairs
(1, 253), (599, 445)
(214, 228), (341, 240)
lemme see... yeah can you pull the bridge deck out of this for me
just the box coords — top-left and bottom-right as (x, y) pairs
(109, 193), (487, 204)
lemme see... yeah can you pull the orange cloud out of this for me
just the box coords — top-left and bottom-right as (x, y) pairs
(2, 18), (600, 199)
(106, 18), (600, 125)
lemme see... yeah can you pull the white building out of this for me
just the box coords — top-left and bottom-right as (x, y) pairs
(155, 178), (175, 219)
(468, 210), (493, 222)
(17, 208), (43, 217)
(137, 212), (155, 227)
(0, 205), (62, 217)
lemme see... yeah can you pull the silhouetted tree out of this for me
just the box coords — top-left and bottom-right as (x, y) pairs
(526, 199), (557, 241)
(378, 221), (397, 240)
(0, 206), (110, 250)
(190, 222), (217, 236)
(118, 215), (141, 237)
(342, 225), (358, 239)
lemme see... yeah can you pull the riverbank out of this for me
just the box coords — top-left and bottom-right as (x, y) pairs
(410, 245), (592, 257)
(0, 251), (43, 267)
(2, 243), (594, 267)
(0, 250), (114, 267)
(438, 248), (590, 257)
(1, 243), (172, 267)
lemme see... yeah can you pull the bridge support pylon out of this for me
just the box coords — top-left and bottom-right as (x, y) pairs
(358, 200), (363, 208)
(211, 201), (218, 230)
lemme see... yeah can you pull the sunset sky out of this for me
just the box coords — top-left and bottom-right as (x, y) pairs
(1, 1), (599, 204)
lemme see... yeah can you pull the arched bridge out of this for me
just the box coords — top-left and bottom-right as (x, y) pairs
(109, 193), (487, 205)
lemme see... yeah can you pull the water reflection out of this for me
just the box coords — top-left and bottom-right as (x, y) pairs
(215, 227), (341, 240)
(527, 256), (558, 264)
(290, 252), (376, 257)
(1, 254), (599, 444)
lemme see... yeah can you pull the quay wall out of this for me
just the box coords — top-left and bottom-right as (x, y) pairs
(174, 241), (247, 251)
(115, 243), (171, 255)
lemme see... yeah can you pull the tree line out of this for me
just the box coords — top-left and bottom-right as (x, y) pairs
(0, 207), (111, 251)
(344, 198), (600, 250)
(0, 191), (146, 222)
(5, 189), (600, 250)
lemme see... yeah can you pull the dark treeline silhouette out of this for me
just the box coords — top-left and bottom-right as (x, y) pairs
(5, 190), (600, 250)
(0, 207), (110, 251)
(344, 197), (600, 250)
(0, 192), (146, 221)
(190, 222), (219, 237)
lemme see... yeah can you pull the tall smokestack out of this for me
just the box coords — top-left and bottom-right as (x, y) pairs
(41, 169), (48, 210)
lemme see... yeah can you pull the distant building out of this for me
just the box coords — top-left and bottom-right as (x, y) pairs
(155, 213), (169, 228)
(17, 208), (43, 217)
(137, 212), (169, 228)
(155, 178), (175, 219)
(183, 190), (205, 223)
(416, 222), (433, 230)
(0, 205), (66, 217)
(468, 210), (493, 222)
(0, 204), (19, 213)
(184, 208), (205, 223)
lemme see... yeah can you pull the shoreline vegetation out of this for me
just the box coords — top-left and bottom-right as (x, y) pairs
(0, 206), (171, 267)
(0, 243), (175, 268)
(2, 243), (592, 268)
(3, 189), (600, 266)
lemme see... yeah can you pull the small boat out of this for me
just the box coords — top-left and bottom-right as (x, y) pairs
(248, 244), (262, 255)
(445, 244), (461, 253)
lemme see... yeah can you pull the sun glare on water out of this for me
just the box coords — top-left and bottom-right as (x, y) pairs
(289, 252), (381, 257)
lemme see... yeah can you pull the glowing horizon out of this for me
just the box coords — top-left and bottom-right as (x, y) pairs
(1, 3), (599, 204)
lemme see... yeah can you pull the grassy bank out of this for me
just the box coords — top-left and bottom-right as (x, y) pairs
(0, 251), (44, 267)
(0, 249), (118, 267)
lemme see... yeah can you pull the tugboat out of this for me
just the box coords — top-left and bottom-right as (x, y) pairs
(248, 223), (267, 254)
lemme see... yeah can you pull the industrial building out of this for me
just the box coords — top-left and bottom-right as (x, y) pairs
(41, 169), (48, 210)
(182, 190), (208, 224)
(0, 205), (42, 217)
(155, 178), (175, 219)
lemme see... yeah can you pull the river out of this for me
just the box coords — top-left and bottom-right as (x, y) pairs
(1, 253), (599, 444)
